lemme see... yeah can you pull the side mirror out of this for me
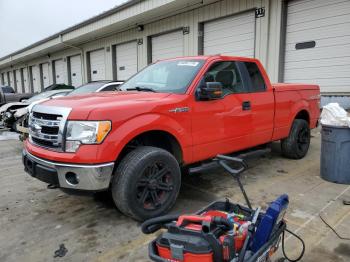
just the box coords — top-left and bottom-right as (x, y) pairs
(198, 82), (223, 100)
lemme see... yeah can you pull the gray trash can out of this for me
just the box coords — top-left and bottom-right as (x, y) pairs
(321, 125), (350, 184)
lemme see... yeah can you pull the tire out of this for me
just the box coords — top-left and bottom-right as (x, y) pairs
(111, 146), (181, 221)
(281, 119), (310, 159)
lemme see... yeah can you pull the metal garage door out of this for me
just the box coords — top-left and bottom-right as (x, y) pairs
(115, 41), (138, 80)
(31, 65), (41, 93)
(89, 49), (105, 81)
(41, 63), (50, 88)
(54, 59), (66, 84)
(5, 72), (9, 85)
(151, 31), (184, 62)
(203, 11), (256, 57)
(69, 55), (82, 87)
(6, 72), (10, 86)
(15, 70), (23, 93)
(22, 68), (30, 93)
(9, 71), (14, 89)
(284, 0), (350, 94)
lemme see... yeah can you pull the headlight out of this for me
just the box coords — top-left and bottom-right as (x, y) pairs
(65, 121), (111, 152)
(5, 111), (13, 119)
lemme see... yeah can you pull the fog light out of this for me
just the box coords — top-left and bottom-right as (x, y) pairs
(65, 140), (81, 152)
(65, 172), (79, 185)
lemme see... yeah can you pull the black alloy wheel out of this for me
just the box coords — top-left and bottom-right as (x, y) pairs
(111, 146), (181, 221)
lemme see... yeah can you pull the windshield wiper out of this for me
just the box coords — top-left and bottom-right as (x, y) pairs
(126, 86), (157, 92)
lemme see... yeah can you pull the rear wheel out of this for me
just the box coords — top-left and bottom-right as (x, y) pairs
(281, 119), (310, 159)
(111, 146), (181, 221)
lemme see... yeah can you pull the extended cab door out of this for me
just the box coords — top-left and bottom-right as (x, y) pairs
(239, 61), (274, 145)
(191, 61), (253, 162)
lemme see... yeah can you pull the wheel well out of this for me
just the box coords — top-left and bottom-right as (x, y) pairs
(295, 110), (310, 124)
(116, 130), (183, 164)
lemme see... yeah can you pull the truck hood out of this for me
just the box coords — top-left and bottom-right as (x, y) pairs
(39, 91), (172, 119)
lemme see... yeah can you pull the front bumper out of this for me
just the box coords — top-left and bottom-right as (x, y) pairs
(22, 149), (114, 191)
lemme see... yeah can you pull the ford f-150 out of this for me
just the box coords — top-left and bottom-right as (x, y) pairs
(22, 56), (320, 221)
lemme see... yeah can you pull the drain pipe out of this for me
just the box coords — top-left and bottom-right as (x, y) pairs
(59, 34), (86, 84)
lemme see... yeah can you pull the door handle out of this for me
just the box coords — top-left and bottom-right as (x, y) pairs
(242, 101), (251, 111)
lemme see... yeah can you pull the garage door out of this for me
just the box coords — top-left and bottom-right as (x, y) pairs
(89, 49), (105, 81)
(115, 41), (138, 80)
(31, 65), (41, 93)
(151, 31), (184, 62)
(69, 55), (82, 87)
(15, 70), (23, 93)
(41, 63), (51, 88)
(8, 71), (14, 89)
(22, 68), (30, 93)
(203, 11), (256, 57)
(54, 59), (66, 84)
(284, 0), (350, 94)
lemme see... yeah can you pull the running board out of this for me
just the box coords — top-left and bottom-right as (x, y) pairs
(188, 147), (271, 174)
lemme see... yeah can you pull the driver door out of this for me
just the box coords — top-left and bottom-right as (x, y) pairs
(190, 61), (253, 162)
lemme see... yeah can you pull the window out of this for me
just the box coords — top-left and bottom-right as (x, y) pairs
(101, 85), (118, 91)
(1, 86), (14, 93)
(201, 61), (246, 96)
(119, 60), (205, 94)
(244, 62), (265, 92)
(55, 84), (74, 90)
(68, 82), (105, 96)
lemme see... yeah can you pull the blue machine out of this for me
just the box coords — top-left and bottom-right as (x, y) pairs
(251, 194), (289, 252)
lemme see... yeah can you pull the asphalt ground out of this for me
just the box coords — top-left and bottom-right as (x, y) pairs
(0, 128), (349, 261)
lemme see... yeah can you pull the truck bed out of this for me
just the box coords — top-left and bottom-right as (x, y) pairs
(272, 83), (319, 92)
(272, 83), (320, 141)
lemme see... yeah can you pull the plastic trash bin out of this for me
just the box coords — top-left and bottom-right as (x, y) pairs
(321, 125), (350, 184)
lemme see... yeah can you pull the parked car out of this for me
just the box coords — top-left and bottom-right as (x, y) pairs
(0, 89), (71, 130)
(23, 56), (320, 221)
(43, 83), (75, 92)
(15, 81), (123, 135)
(0, 85), (33, 106)
(68, 81), (123, 96)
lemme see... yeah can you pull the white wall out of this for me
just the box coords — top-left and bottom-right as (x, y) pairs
(0, 0), (284, 89)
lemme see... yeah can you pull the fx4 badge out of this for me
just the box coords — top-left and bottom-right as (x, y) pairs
(169, 107), (190, 113)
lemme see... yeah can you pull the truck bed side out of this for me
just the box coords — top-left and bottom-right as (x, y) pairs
(272, 83), (320, 141)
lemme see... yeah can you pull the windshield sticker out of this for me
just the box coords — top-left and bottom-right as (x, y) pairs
(177, 61), (199, 67)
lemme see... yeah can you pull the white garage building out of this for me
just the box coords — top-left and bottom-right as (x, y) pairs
(0, 0), (349, 107)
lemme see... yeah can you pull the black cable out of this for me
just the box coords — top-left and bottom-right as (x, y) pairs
(141, 214), (179, 234)
(319, 213), (350, 241)
(282, 228), (305, 262)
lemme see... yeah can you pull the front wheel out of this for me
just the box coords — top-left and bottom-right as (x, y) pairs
(281, 119), (310, 159)
(111, 146), (181, 221)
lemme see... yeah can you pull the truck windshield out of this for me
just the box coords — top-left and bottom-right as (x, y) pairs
(119, 59), (205, 94)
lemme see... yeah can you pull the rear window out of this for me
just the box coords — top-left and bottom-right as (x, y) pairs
(1, 86), (14, 93)
(68, 82), (105, 96)
(55, 85), (75, 90)
(244, 62), (265, 92)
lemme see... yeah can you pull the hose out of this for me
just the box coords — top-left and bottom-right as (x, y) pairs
(212, 217), (232, 230)
(141, 215), (179, 234)
(282, 228), (305, 262)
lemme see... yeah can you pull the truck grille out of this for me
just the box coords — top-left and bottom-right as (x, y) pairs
(29, 105), (71, 151)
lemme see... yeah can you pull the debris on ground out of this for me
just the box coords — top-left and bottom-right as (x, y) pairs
(53, 244), (68, 258)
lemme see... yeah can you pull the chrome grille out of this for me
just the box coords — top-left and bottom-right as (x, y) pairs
(29, 105), (71, 151)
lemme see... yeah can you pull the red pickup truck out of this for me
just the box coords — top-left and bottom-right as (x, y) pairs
(23, 56), (320, 221)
